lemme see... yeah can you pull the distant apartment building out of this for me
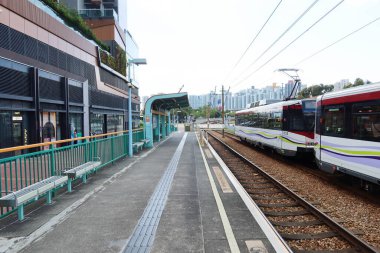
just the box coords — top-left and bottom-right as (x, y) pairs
(0, 0), (142, 155)
(284, 80), (305, 99)
(334, 79), (349, 91)
(189, 82), (307, 111)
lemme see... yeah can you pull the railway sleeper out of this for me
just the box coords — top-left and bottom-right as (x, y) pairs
(237, 178), (266, 183)
(246, 185), (278, 190)
(271, 220), (323, 227)
(247, 189), (282, 194)
(280, 231), (337, 240)
(240, 180), (269, 185)
(257, 202), (298, 208)
(263, 210), (310, 216)
(251, 195), (288, 200)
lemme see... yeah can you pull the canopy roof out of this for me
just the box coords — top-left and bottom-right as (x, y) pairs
(145, 92), (189, 112)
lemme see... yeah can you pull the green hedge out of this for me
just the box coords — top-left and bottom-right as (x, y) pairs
(99, 44), (126, 76)
(41, 0), (110, 52)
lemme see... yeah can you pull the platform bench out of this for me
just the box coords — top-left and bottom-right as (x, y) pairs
(133, 142), (144, 152)
(63, 159), (101, 192)
(0, 176), (68, 221)
(141, 139), (150, 147)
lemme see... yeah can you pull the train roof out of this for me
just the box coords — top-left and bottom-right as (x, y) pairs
(317, 82), (380, 102)
(236, 98), (315, 115)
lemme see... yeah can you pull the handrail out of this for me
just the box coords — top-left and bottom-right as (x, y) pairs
(0, 128), (144, 154)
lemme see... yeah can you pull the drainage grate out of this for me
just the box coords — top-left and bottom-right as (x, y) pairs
(122, 133), (188, 253)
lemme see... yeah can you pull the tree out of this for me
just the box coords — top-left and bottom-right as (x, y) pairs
(343, 82), (353, 89)
(353, 78), (364, 87)
(298, 84), (334, 98)
(344, 78), (366, 89)
(298, 87), (312, 99)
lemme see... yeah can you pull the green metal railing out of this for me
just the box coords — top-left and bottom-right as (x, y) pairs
(0, 129), (144, 218)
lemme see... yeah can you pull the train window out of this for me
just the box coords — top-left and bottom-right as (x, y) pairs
(262, 112), (269, 128)
(303, 100), (316, 111)
(287, 109), (304, 131)
(352, 102), (380, 141)
(256, 113), (264, 128)
(304, 113), (315, 132)
(247, 114), (254, 127)
(252, 113), (258, 127)
(274, 112), (282, 130)
(302, 100), (316, 132)
(236, 115), (243, 126)
(323, 106), (345, 137)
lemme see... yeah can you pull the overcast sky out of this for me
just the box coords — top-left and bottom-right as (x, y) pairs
(127, 0), (380, 96)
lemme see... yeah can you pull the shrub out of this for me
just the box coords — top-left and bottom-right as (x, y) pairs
(41, 0), (110, 52)
(99, 46), (127, 76)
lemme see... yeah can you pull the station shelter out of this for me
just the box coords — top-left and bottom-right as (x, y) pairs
(143, 93), (189, 147)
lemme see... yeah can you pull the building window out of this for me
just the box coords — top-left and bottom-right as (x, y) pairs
(69, 113), (83, 139)
(106, 114), (123, 133)
(90, 114), (105, 135)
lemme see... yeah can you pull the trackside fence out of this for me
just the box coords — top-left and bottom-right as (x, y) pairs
(0, 129), (144, 218)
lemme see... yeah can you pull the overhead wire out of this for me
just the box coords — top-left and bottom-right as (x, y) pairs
(222, 0), (283, 84)
(229, 0), (320, 88)
(295, 15), (380, 65)
(243, 0), (345, 83)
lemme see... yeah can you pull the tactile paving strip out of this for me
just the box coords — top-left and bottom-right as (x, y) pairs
(122, 133), (188, 253)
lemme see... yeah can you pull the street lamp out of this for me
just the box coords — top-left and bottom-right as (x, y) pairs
(128, 58), (147, 157)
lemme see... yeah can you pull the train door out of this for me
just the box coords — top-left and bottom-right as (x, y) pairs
(281, 105), (288, 154)
(314, 102), (322, 166)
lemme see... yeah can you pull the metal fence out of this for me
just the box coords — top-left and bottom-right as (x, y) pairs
(0, 129), (144, 217)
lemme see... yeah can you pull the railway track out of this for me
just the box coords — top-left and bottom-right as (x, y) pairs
(214, 129), (380, 204)
(206, 131), (377, 253)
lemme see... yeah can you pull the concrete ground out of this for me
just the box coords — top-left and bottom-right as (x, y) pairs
(0, 131), (276, 253)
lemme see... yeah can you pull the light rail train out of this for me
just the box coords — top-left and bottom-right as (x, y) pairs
(235, 99), (316, 156)
(314, 83), (380, 185)
(235, 83), (380, 186)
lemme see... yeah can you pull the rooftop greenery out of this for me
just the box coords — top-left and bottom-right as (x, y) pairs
(99, 44), (127, 77)
(41, 0), (110, 52)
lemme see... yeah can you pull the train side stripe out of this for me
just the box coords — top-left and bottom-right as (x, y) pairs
(320, 140), (380, 151)
(318, 145), (380, 157)
(237, 129), (306, 146)
(321, 149), (380, 169)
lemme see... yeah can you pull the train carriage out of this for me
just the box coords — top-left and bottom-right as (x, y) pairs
(235, 99), (316, 156)
(314, 83), (380, 185)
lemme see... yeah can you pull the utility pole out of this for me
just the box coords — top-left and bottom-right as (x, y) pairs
(222, 85), (225, 138)
(207, 103), (210, 129)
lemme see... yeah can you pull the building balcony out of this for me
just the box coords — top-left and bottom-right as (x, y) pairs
(79, 9), (118, 21)
(125, 30), (139, 59)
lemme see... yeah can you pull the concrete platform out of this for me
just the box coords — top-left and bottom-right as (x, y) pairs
(0, 132), (287, 253)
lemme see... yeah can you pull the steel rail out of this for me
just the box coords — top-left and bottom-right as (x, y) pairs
(215, 129), (380, 206)
(207, 131), (377, 253)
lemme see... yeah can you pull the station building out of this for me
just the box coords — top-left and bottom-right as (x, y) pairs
(0, 0), (141, 156)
